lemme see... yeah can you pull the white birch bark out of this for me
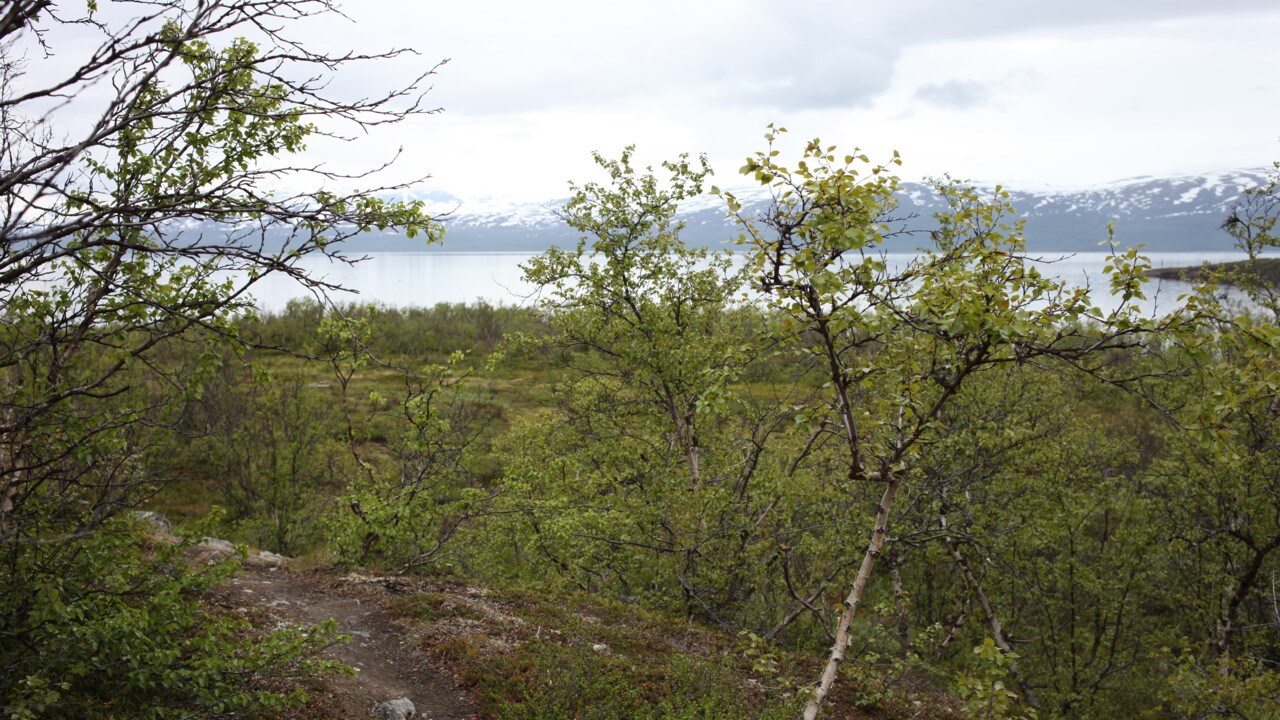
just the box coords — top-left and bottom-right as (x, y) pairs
(801, 475), (900, 720)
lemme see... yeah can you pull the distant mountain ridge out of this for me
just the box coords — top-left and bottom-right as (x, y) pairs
(340, 169), (1277, 253)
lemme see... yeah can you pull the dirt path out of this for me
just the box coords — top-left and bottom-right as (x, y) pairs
(225, 567), (476, 719)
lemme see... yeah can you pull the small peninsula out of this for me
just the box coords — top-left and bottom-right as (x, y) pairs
(1147, 257), (1280, 285)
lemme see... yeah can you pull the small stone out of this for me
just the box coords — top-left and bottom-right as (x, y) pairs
(186, 537), (238, 565)
(592, 643), (609, 654)
(200, 537), (235, 552)
(245, 549), (292, 569)
(371, 697), (416, 719)
(131, 510), (172, 535)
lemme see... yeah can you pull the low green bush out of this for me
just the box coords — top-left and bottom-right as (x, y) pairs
(0, 518), (343, 719)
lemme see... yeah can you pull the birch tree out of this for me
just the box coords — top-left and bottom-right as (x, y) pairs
(722, 128), (1149, 718)
(0, 1), (441, 713)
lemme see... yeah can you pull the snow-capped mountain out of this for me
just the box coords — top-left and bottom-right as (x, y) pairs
(167, 169), (1272, 253)
(373, 168), (1268, 253)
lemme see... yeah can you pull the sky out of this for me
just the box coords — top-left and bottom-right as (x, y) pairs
(19, 1), (1280, 204)
(310, 0), (1280, 203)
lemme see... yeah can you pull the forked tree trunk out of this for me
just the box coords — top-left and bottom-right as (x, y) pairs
(801, 475), (900, 720)
(1211, 537), (1280, 659)
(940, 503), (1039, 708)
(944, 536), (1039, 708)
(936, 596), (970, 657)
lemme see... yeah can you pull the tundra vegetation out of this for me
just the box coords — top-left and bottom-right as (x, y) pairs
(3, 2), (1280, 719)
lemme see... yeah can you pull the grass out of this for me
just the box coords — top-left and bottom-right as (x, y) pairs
(406, 581), (801, 720)
(146, 304), (973, 718)
(367, 578), (968, 720)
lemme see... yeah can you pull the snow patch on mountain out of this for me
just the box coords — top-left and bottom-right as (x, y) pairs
(166, 168), (1272, 253)
(415, 168), (1273, 252)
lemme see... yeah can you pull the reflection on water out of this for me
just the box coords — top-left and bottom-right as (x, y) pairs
(247, 252), (542, 311)
(245, 251), (1252, 317)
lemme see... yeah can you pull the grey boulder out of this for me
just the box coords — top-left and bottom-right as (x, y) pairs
(371, 697), (417, 719)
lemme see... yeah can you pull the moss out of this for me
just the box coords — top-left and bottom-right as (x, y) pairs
(389, 591), (486, 622)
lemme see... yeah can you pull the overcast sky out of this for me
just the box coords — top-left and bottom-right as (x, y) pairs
(25, 1), (1280, 203)
(299, 0), (1274, 203)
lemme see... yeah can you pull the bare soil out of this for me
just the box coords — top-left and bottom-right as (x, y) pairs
(222, 567), (476, 719)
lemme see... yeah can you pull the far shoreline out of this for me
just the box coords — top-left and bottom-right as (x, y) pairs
(1146, 257), (1280, 285)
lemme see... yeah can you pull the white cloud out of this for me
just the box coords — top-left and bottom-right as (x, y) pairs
(326, 0), (1280, 197)
(9, 0), (1280, 200)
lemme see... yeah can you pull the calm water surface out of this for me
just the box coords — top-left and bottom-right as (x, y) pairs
(245, 251), (1251, 316)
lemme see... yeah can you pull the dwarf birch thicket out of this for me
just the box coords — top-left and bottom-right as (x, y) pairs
(4, 3), (1280, 715)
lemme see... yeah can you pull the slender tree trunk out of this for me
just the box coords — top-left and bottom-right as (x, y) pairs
(767, 549), (846, 643)
(941, 504), (1039, 709)
(937, 595), (970, 657)
(0, 415), (28, 541)
(801, 475), (900, 720)
(0, 481), (16, 538)
(888, 547), (911, 650)
(1211, 537), (1280, 659)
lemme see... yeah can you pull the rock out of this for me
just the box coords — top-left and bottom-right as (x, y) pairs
(131, 510), (172, 535)
(186, 537), (238, 565)
(184, 538), (295, 568)
(244, 549), (292, 569)
(371, 697), (416, 719)
(591, 643), (610, 654)
(200, 536), (236, 553)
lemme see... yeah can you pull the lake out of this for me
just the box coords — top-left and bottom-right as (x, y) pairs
(244, 251), (1253, 316)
